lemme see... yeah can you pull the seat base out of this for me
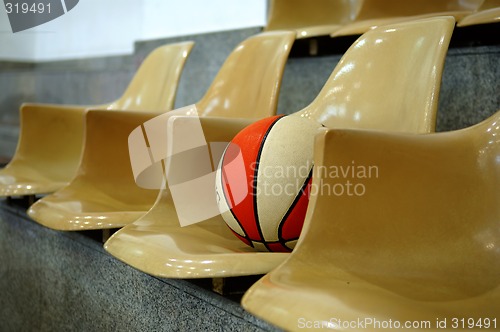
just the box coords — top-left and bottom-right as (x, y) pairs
(104, 190), (289, 278)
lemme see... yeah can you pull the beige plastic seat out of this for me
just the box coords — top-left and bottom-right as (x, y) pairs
(27, 31), (296, 230)
(264, 0), (361, 38)
(0, 42), (194, 197)
(331, 0), (482, 37)
(458, 0), (500, 26)
(103, 17), (456, 278)
(242, 110), (500, 332)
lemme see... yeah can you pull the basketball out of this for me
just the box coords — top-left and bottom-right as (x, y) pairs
(215, 115), (322, 252)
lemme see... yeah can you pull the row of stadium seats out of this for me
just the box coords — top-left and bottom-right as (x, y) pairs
(266, 0), (500, 39)
(0, 8), (499, 332)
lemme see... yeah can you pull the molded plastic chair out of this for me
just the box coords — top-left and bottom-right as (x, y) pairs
(264, 0), (361, 38)
(27, 31), (296, 230)
(103, 17), (455, 278)
(331, 0), (481, 37)
(0, 42), (194, 197)
(242, 110), (500, 332)
(458, 0), (500, 26)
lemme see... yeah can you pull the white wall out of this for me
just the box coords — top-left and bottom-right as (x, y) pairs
(0, 7), (37, 61)
(0, 0), (266, 62)
(141, 0), (267, 41)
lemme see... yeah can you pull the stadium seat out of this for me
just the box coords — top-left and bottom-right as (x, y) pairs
(0, 42), (194, 197)
(331, 0), (481, 37)
(458, 0), (500, 27)
(242, 109), (500, 332)
(264, 0), (361, 38)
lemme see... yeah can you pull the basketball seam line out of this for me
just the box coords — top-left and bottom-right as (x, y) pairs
(253, 115), (286, 252)
(221, 145), (236, 209)
(249, 239), (290, 244)
(277, 167), (313, 251)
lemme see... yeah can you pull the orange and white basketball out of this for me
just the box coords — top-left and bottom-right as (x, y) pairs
(215, 115), (321, 252)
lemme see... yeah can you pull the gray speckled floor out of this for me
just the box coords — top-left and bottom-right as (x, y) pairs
(437, 45), (500, 131)
(0, 200), (281, 332)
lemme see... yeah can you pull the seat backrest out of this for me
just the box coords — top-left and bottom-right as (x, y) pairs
(457, 0), (500, 26)
(265, 0), (360, 31)
(298, 110), (500, 300)
(479, 0), (500, 10)
(110, 41), (194, 111)
(355, 0), (482, 20)
(195, 31), (295, 119)
(301, 16), (455, 133)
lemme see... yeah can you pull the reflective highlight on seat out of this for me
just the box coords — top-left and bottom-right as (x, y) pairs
(104, 17), (455, 278)
(0, 42), (194, 197)
(242, 110), (500, 332)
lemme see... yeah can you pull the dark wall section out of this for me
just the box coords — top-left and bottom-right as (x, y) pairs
(0, 26), (499, 160)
